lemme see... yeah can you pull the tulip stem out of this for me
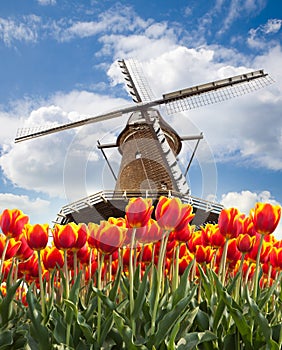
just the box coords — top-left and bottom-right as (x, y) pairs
(63, 250), (69, 299)
(37, 251), (46, 321)
(172, 244), (180, 292)
(150, 231), (169, 335)
(253, 235), (264, 300)
(0, 238), (10, 280)
(73, 251), (78, 281)
(235, 252), (246, 302)
(219, 237), (229, 285)
(129, 228), (136, 336)
(97, 253), (105, 345)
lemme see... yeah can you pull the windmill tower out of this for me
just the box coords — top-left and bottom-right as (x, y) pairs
(15, 59), (273, 226)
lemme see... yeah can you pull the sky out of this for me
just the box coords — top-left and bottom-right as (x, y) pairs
(0, 0), (281, 237)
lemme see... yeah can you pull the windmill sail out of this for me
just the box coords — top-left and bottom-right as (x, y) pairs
(15, 68), (273, 143)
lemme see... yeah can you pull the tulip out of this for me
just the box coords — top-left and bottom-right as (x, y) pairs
(42, 246), (64, 271)
(209, 225), (225, 248)
(0, 234), (21, 260)
(24, 224), (49, 251)
(218, 207), (243, 239)
(155, 196), (194, 231)
(195, 245), (213, 264)
(0, 208), (29, 239)
(52, 223), (78, 251)
(15, 235), (34, 261)
(139, 219), (163, 244)
(175, 223), (194, 243)
(236, 234), (255, 253)
(91, 221), (126, 255)
(251, 202), (281, 235)
(125, 197), (153, 228)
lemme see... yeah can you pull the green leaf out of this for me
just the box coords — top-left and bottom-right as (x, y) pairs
(172, 261), (193, 306)
(50, 308), (67, 345)
(26, 285), (51, 350)
(109, 267), (121, 302)
(246, 288), (280, 350)
(149, 289), (197, 348)
(148, 265), (158, 316)
(0, 330), (13, 349)
(220, 289), (252, 349)
(113, 311), (146, 350)
(0, 279), (22, 326)
(177, 331), (217, 350)
(76, 313), (95, 344)
(132, 264), (150, 320)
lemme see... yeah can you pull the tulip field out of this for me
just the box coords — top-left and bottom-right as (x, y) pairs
(0, 196), (282, 349)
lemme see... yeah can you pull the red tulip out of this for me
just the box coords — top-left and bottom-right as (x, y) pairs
(174, 224), (194, 243)
(42, 246), (64, 271)
(155, 196), (194, 231)
(236, 234), (255, 253)
(0, 209), (29, 239)
(140, 219), (163, 244)
(89, 221), (126, 255)
(209, 225), (226, 248)
(125, 197), (153, 228)
(226, 239), (242, 263)
(251, 202), (281, 235)
(0, 234), (21, 260)
(52, 223), (78, 250)
(218, 207), (243, 239)
(195, 245), (213, 264)
(24, 224), (49, 251)
(15, 235), (34, 261)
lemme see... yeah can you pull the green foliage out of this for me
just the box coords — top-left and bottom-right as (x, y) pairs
(0, 263), (281, 349)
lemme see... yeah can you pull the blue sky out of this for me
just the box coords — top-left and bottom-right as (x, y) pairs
(0, 0), (281, 237)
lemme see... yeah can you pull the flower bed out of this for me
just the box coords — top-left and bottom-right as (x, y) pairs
(0, 197), (281, 349)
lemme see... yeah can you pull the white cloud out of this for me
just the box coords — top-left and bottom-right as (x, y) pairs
(37, 0), (56, 5)
(0, 193), (55, 225)
(0, 15), (40, 46)
(248, 19), (282, 49)
(0, 91), (127, 200)
(220, 190), (282, 239)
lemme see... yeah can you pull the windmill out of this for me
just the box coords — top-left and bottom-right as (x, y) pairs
(15, 59), (273, 226)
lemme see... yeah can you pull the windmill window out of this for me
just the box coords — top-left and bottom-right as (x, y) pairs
(135, 151), (141, 159)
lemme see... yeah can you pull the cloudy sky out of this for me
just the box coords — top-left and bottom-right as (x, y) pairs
(0, 0), (281, 237)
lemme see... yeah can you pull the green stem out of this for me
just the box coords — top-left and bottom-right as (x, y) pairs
(150, 231), (170, 335)
(73, 250), (78, 281)
(129, 228), (137, 336)
(97, 253), (105, 346)
(253, 235), (264, 300)
(63, 250), (69, 299)
(37, 251), (46, 320)
(172, 244), (180, 292)
(0, 238), (10, 280)
(219, 237), (229, 285)
(235, 252), (246, 302)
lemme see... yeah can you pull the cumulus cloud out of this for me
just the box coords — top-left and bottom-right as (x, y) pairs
(0, 193), (56, 224)
(220, 190), (282, 239)
(0, 91), (127, 200)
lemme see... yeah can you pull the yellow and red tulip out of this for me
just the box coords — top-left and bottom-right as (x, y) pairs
(0, 209), (29, 239)
(125, 197), (153, 228)
(52, 223), (79, 250)
(90, 221), (126, 255)
(42, 246), (64, 271)
(24, 224), (49, 251)
(0, 234), (21, 260)
(155, 196), (194, 231)
(236, 233), (255, 253)
(218, 207), (243, 239)
(251, 202), (281, 235)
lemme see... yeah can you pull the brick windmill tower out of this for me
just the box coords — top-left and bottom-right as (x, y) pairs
(15, 59), (273, 226)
